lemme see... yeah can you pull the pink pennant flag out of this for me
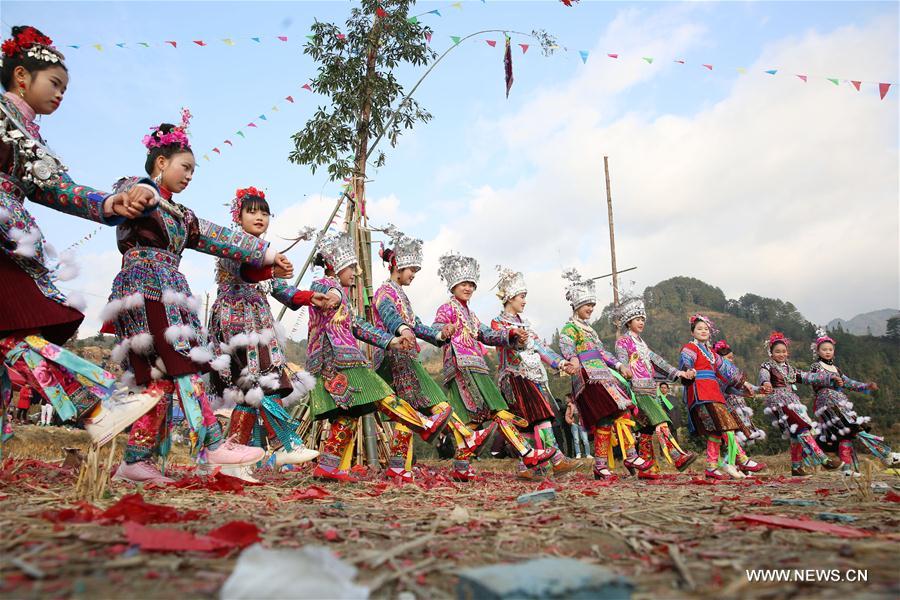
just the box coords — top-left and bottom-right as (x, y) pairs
(302, 83), (312, 91)
(607, 53), (618, 59)
(850, 80), (861, 91)
(519, 44), (529, 54)
(165, 41), (177, 48)
(224, 140), (233, 146)
(247, 122), (257, 128)
(674, 59), (685, 64)
(213, 148), (221, 154)
(277, 36), (288, 42)
(702, 64), (713, 70)
(879, 83), (891, 100)
(486, 40), (496, 47)
(336, 33), (346, 40)
(285, 95), (295, 103)
(425, 32), (432, 43)
(796, 74), (807, 82)
(193, 40), (207, 46)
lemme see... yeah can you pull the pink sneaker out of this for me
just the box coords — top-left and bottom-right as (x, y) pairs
(113, 460), (175, 484)
(206, 436), (265, 466)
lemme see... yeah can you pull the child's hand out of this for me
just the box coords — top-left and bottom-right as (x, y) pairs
(619, 364), (632, 379)
(109, 186), (158, 219)
(868, 382), (878, 391)
(832, 376), (844, 387)
(273, 254), (294, 279)
(761, 382), (773, 394)
(441, 324), (456, 339)
(310, 292), (331, 309)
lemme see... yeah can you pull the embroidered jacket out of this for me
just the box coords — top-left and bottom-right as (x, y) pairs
(678, 340), (741, 410)
(614, 332), (679, 395)
(558, 318), (629, 403)
(0, 93), (141, 306)
(808, 360), (867, 411)
(491, 312), (562, 385)
(306, 276), (397, 375)
(433, 297), (514, 384)
(758, 360), (831, 390)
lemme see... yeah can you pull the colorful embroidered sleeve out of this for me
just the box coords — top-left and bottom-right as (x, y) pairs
(614, 338), (630, 367)
(558, 325), (579, 361)
(310, 279), (340, 295)
(477, 322), (512, 348)
(30, 172), (127, 226)
(758, 365), (772, 386)
(351, 317), (394, 350)
(839, 372), (869, 392)
(533, 338), (563, 369)
(269, 278), (304, 309)
(648, 350), (679, 379)
(187, 215), (269, 267)
(678, 345), (697, 371)
(797, 368), (832, 387)
(375, 295), (407, 336)
(716, 356), (743, 388)
(432, 303), (454, 329)
(597, 343), (621, 370)
(413, 316), (444, 346)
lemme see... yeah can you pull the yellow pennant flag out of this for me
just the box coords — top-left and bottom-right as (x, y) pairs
(92, 44), (103, 51)
(736, 67), (747, 74)
(223, 38), (235, 46)
(451, 1), (462, 9)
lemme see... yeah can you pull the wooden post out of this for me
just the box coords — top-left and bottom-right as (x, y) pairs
(603, 155), (620, 307)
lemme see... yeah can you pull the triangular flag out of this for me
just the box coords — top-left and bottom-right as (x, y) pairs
(375, 7), (387, 18)
(305, 34), (315, 41)
(674, 59), (685, 64)
(213, 148), (221, 154)
(879, 83), (891, 100)
(607, 53), (618, 59)
(764, 69), (777, 75)
(68, 45), (81, 49)
(827, 78), (839, 86)
(519, 44), (529, 54)
(425, 32), (432, 43)
(116, 43), (126, 48)
(407, 17), (419, 24)
(138, 42), (150, 48)
(579, 50), (589, 63)
(285, 95), (294, 103)
(259, 114), (267, 120)
(702, 64), (713, 70)
(195, 40), (208, 47)
(165, 41), (177, 48)
(277, 36), (288, 42)
(850, 80), (861, 91)
(736, 67), (747, 74)
(302, 83), (312, 91)
(224, 140), (233, 146)
(251, 37), (261, 43)
(92, 44), (103, 52)
(223, 38), (235, 46)
(203, 154), (210, 161)
(451, 36), (461, 45)
(451, 2), (462, 9)
(429, 9), (441, 16)
(642, 57), (653, 64)
(796, 74), (808, 82)
(486, 40), (496, 47)
(336, 34), (346, 40)
(272, 105), (279, 112)
(247, 122), (257, 128)
(236, 131), (245, 137)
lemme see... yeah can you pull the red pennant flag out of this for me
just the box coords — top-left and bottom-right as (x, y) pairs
(879, 83), (891, 100)
(702, 64), (713, 70)
(336, 33), (346, 40)
(224, 140), (233, 146)
(285, 95), (295, 103)
(165, 41), (177, 48)
(247, 122), (257, 128)
(504, 37), (514, 99)
(486, 40), (496, 47)
(193, 40), (206, 46)
(850, 80), (861, 91)
(277, 36), (288, 42)
(375, 7), (387, 18)
(302, 83), (312, 91)
(213, 148), (221, 154)
(796, 74), (807, 82)
(519, 43), (529, 54)
(607, 53), (618, 59)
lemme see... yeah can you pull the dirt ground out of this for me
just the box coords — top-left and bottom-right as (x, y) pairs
(1, 425), (898, 600)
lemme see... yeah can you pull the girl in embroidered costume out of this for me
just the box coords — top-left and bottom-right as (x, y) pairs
(434, 253), (557, 482)
(491, 266), (578, 480)
(713, 340), (768, 451)
(679, 314), (758, 480)
(757, 332), (840, 476)
(307, 232), (452, 483)
(205, 187), (328, 482)
(612, 296), (697, 479)
(103, 115), (293, 484)
(558, 269), (647, 480)
(0, 26), (160, 444)
(371, 226), (488, 482)
(808, 330), (897, 475)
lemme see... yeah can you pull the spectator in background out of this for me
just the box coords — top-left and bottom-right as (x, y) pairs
(15, 386), (33, 423)
(659, 382), (683, 430)
(40, 396), (54, 426)
(565, 394), (592, 459)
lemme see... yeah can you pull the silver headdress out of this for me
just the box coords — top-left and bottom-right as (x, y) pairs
(316, 232), (357, 274)
(379, 223), (423, 270)
(614, 294), (646, 329)
(495, 265), (527, 304)
(562, 268), (596, 309)
(438, 252), (480, 291)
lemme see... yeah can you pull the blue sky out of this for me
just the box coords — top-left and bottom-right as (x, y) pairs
(4, 1), (897, 340)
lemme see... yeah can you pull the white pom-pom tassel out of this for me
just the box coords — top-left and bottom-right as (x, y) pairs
(244, 386), (264, 407)
(189, 346), (213, 364)
(210, 355), (231, 372)
(219, 342), (232, 355)
(186, 295), (201, 313)
(223, 387), (244, 406)
(64, 291), (87, 312)
(259, 328), (275, 346)
(789, 424), (798, 434)
(274, 321), (287, 345)
(164, 325), (182, 344)
(259, 373), (280, 391)
(162, 289), (180, 305)
(130, 333), (154, 354)
(228, 333), (249, 348)
(150, 367), (164, 380)
(111, 339), (131, 364)
(124, 293), (145, 310)
(100, 299), (126, 323)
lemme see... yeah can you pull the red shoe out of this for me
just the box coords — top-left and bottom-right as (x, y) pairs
(466, 421), (498, 457)
(522, 447), (557, 468)
(593, 467), (616, 481)
(419, 404), (453, 444)
(386, 458), (413, 482)
(637, 469), (661, 480)
(705, 468), (730, 480)
(450, 460), (475, 482)
(673, 451), (698, 472)
(738, 459), (766, 473)
(313, 465), (359, 483)
(623, 455), (653, 473)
